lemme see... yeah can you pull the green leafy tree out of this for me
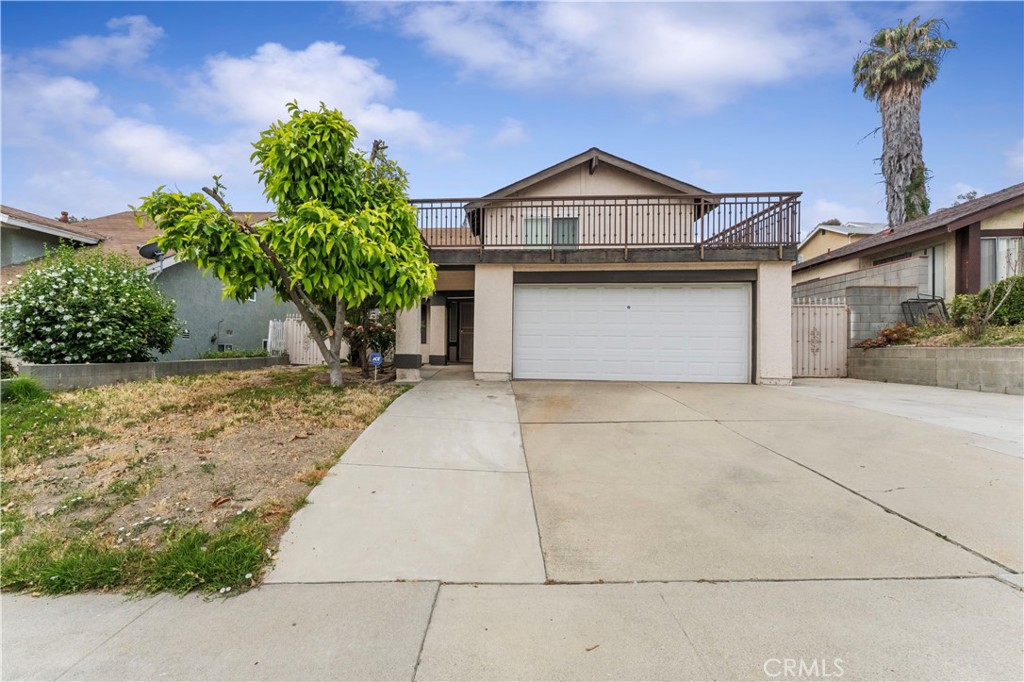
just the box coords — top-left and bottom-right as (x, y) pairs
(136, 103), (436, 386)
(0, 245), (179, 364)
(853, 16), (956, 226)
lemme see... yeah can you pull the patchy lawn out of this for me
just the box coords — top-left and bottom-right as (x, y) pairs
(1, 366), (408, 595)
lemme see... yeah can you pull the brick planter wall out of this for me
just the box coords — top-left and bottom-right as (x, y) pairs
(848, 347), (1024, 395)
(19, 355), (290, 391)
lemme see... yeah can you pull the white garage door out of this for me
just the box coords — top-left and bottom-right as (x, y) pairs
(513, 283), (750, 382)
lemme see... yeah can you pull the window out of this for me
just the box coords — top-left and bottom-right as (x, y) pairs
(872, 252), (912, 266)
(980, 237), (1023, 289)
(522, 216), (578, 250)
(924, 245), (945, 299)
(217, 343), (233, 352)
(246, 292), (256, 303)
(420, 301), (428, 344)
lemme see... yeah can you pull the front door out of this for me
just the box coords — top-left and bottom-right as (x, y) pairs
(458, 301), (474, 362)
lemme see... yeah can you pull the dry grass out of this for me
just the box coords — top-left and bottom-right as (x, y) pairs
(2, 366), (408, 564)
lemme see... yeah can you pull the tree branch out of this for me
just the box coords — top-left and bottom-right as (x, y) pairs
(202, 185), (334, 334)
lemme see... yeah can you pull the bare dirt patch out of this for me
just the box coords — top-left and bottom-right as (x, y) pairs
(3, 366), (408, 554)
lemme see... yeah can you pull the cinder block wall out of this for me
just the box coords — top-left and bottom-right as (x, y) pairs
(793, 258), (928, 346)
(19, 356), (290, 390)
(845, 286), (919, 346)
(849, 347), (1024, 395)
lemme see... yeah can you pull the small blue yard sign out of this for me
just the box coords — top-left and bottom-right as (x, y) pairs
(369, 352), (383, 367)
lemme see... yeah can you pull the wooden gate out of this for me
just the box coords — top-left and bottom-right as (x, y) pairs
(792, 299), (848, 378)
(273, 314), (329, 366)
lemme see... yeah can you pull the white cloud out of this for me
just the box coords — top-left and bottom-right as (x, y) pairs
(489, 118), (528, 147)
(187, 41), (466, 153)
(95, 120), (212, 178)
(805, 198), (882, 236)
(381, 3), (870, 111)
(35, 15), (163, 70)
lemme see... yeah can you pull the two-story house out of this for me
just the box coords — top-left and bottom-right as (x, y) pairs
(394, 148), (799, 385)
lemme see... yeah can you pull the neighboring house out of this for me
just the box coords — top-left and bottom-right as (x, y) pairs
(395, 147), (799, 384)
(797, 221), (885, 263)
(71, 211), (296, 361)
(1, 206), (102, 279)
(793, 184), (1024, 344)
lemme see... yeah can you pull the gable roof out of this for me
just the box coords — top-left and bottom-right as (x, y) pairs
(483, 147), (711, 198)
(794, 183), (1024, 272)
(1, 205), (103, 244)
(76, 210), (276, 265)
(798, 221), (885, 249)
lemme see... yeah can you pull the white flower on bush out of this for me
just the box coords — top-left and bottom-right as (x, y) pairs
(0, 245), (181, 364)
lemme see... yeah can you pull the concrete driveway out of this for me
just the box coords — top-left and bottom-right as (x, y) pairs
(515, 380), (1022, 580)
(5, 371), (1022, 681)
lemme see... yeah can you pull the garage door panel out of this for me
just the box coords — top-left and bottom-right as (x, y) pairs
(513, 284), (750, 383)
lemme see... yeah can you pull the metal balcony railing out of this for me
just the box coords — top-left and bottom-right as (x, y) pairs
(412, 193), (800, 252)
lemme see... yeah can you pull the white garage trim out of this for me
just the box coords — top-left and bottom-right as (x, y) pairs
(513, 283), (751, 382)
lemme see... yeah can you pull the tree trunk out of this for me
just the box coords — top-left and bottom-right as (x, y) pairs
(360, 304), (371, 378)
(879, 81), (925, 226)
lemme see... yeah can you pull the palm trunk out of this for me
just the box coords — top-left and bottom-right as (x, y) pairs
(879, 81), (924, 226)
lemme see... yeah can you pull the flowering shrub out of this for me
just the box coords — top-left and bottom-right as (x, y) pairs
(342, 310), (396, 365)
(0, 245), (180, 364)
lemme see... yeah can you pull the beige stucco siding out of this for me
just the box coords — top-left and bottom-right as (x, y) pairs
(756, 261), (793, 384)
(981, 205), (1024, 231)
(511, 163), (679, 198)
(436, 269), (474, 291)
(799, 230), (867, 262)
(479, 163), (699, 248)
(469, 261), (788, 384)
(473, 264), (514, 380)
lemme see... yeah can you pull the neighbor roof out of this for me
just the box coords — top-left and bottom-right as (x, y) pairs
(76, 210), (275, 265)
(794, 184), (1024, 272)
(483, 147), (711, 198)
(798, 221), (885, 249)
(1, 205), (103, 243)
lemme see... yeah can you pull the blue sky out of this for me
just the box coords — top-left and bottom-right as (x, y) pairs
(2, 1), (1022, 235)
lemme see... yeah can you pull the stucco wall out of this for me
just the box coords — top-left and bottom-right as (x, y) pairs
(1, 228), (61, 267)
(756, 261), (793, 385)
(154, 262), (296, 360)
(511, 163), (677, 198)
(798, 230), (863, 263)
(848, 346), (1024, 395)
(436, 269), (475, 291)
(477, 163), (698, 248)
(981, 205), (1024, 231)
(473, 264), (514, 380)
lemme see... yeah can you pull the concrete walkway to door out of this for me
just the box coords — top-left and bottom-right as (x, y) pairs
(266, 364), (545, 584)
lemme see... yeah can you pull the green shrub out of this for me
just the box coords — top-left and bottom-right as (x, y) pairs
(0, 376), (48, 404)
(198, 349), (269, 359)
(949, 293), (980, 327)
(0, 244), (181, 364)
(979, 275), (1024, 326)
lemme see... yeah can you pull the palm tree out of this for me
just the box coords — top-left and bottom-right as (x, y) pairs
(853, 17), (956, 226)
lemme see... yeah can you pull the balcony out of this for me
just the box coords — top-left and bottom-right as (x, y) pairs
(412, 193), (800, 264)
